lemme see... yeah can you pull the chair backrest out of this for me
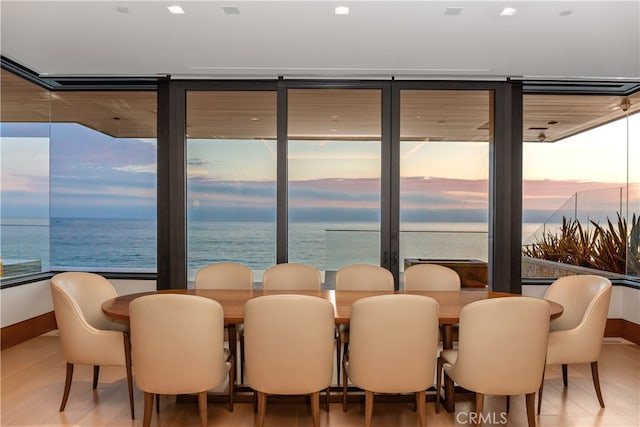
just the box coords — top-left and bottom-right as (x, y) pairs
(51, 271), (119, 331)
(403, 264), (461, 291)
(130, 294), (227, 394)
(335, 264), (394, 291)
(348, 294), (439, 393)
(262, 263), (321, 290)
(243, 295), (335, 394)
(544, 275), (612, 332)
(449, 297), (550, 395)
(50, 272), (127, 365)
(194, 262), (253, 290)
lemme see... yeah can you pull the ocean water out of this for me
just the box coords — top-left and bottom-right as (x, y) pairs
(1, 218), (543, 279)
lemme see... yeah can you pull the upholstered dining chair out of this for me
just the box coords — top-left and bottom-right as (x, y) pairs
(537, 275), (612, 413)
(262, 262), (321, 290)
(194, 261), (254, 290)
(244, 295), (335, 427)
(403, 263), (461, 291)
(436, 297), (550, 427)
(194, 262), (253, 382)
(50, 272), (134, 418)
(334, 264), (394, 386)
(130, 294), (234, 427)
(343, 294), (439, 427)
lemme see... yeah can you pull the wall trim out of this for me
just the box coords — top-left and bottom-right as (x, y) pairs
(604, 318), (640, 345)
(1, 311), (56, 350)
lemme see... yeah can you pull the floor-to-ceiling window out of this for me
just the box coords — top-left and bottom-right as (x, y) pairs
(522, 93), (640, 280)
(399, 90), (491, 288)
(186, 90), (277, 283)
(287, 88), (382, 287)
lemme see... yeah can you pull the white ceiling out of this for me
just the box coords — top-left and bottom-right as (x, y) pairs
(1, 0), (639, 80)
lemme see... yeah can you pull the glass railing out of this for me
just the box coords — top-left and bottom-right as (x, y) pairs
(0, 218), (50, 279)
(523, 186), (640, 279)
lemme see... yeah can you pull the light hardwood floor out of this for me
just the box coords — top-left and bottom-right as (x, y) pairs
(1, 333), (638, 427)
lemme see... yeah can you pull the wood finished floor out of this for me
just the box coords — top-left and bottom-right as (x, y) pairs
(1, 333), (638, 427)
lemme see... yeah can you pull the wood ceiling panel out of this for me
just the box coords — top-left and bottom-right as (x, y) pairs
(2, 69), (638, 143)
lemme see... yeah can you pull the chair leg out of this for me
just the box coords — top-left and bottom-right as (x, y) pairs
(435, 357), (442, 414)
(240, 333), (245, 384)
(416, 390), (426, 427)
(506, 395), (510, 413)
(342, 352), (349, 412)
(142, 392), (154, 427)
(591, 361), (605, 408)
(526, 392), (536, 427)
(537, 369), (545, 415)
(124, 332), (135, 419)
(325, 387), (330, 412)
(311, 391), (321, 427)
(257, 391), (267, 427)
(198, 391), (208, 427)
(92, 365), (100, 389)
(475, 393), (484, 426)
(59, 362), (74, 412)
(229, 355), (236, 412)
(156, 394), (160, 413)
(336, 332), (341, 386)
(364, 390), (374, 427)
(562, 364), (568, 387)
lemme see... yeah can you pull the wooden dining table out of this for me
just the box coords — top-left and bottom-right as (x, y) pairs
(102, 288), (563, 412)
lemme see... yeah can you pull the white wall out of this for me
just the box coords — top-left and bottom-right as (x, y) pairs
(1, 278), (156, 328)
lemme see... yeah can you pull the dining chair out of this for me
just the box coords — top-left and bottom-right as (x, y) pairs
(403, 263), (461, 291)
(537, 274), (612, 413)
(435, 297), (550, 427)
(343, 294), (439, 427)
(334, 264), (394, 386)
(262, 262), (321, 290)
(130, 294), (234, 427)
(50, 272), (134, 419)
(244, 295), (335, 427)
(194, 262), (253, 382)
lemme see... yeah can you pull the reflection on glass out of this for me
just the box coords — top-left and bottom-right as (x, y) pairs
(522, 93), (639, 279)
(399, 90), (491, 288)
(287, 89), (382, 287)
(186, 91), (277, 282)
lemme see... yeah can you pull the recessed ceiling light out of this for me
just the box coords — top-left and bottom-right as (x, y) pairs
(116, 6), (129, 14)
(444, 7), (463, 16)
(559, 10), (573, 16)
(168, 5), (185, 15)
(500, 7), (517, 16)
(335, 6), (349, 15)
(223, 6), (240, 15)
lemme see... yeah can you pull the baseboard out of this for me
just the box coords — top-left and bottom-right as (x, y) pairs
(1, 311), (57, 350)
(605, 318), (640, 345)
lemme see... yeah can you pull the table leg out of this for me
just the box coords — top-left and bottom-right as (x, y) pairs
(441, 324), (455, 413)
(227, 324), (237, 384)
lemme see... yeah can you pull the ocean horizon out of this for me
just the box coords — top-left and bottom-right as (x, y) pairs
(1, 217), (544, 279)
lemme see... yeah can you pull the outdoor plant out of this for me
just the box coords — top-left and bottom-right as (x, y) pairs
(523, 213), (640, 276)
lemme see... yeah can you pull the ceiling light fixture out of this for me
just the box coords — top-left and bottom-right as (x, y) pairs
(444, 7), (463, 16)
(168, 5), (185, 14)
(500, 7), (517, 16)
(223, 6), (240, 15)
(116, 6), (129, 14)
(559, 10), (573, 17)
(335, 6), (349, 15)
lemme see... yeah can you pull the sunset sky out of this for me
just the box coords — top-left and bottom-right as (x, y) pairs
(1, 113), (638, 222)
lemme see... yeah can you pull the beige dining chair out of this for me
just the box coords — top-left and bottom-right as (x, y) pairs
(334, 264), (394, 386)
(537, 275), (612, 413)
(262, 262), (321, 290)
(436, 297), (550, 427)
(403, 263), (461, 291)
(244, 295), (335, 427)
(194, 262), (253, 382)
(130, 294), (234, 427)
(343, 294), (439, 427)
(50, 272), (134, 419)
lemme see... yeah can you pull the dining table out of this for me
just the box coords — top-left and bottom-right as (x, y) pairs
(102, 288), (563, 412)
